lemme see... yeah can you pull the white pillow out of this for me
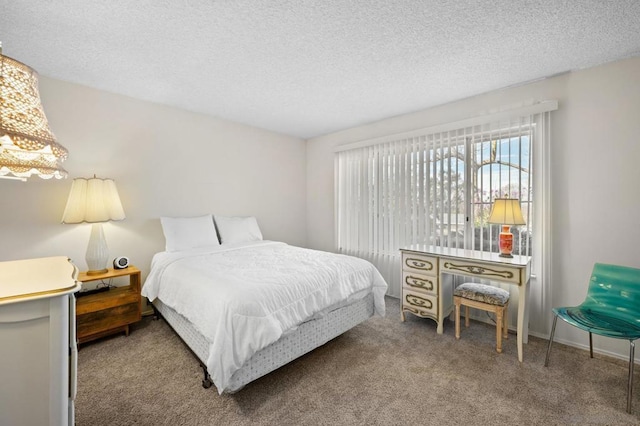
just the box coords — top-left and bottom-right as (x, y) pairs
(214, 216), (263, 244)
(160, 215), (220, 252)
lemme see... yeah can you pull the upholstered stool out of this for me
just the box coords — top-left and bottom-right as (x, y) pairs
(454, 283), (510, 353)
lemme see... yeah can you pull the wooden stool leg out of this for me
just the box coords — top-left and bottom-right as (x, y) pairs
(464, 306), (470, 328)
(454, 297), (461, 340)
(496, 308), (503, 353)
(503, 303), (509, 339)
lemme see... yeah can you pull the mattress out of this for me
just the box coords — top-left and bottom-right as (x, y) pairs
(142, 241), (387, 393)
(154, 292), (375, 392)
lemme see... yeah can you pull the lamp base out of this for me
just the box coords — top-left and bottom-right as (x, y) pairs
(85, 268), (109, 276)
(498, 225), (514, 258)
(86, 223), (110, 275)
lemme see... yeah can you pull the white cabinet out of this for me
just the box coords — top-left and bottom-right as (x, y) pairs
(0, 257), (80, 426)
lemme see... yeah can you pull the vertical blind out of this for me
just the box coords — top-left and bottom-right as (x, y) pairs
(336, 107), (553, 302)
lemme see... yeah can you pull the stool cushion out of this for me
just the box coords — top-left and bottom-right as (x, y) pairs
(454, 283), (510, 306)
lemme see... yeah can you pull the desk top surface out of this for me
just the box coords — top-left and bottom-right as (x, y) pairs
(401, 245), (531, 267)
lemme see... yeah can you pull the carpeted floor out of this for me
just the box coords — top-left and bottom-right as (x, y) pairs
(76, 297), (639, 425)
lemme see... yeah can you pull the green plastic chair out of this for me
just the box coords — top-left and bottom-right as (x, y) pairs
(544, 263), (640, 413)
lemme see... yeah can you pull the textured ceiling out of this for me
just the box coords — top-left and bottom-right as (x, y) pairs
(1, 1), (640, 139)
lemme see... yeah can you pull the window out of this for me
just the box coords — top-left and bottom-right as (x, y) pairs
(428, 129), (533, 256)
(335, 104), (554, 302)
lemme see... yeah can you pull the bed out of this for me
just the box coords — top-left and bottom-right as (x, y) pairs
(141, 215), (388, 394)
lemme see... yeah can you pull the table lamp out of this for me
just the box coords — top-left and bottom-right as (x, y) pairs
(61, 176), (125, 274)
(487, 198), (526, 258)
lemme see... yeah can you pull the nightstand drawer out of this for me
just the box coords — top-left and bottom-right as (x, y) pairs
(77, 302), (140, 338)
(402, 289), (437, 318)
(402, 272), (437, 294)
(76, 287), (138, 315)
(402, 253), (438, 275)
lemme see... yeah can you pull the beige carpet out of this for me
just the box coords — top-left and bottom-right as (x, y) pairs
(76, 297), (639, 425)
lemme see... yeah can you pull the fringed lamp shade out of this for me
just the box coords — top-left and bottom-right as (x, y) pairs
(0, 49), (68, 179)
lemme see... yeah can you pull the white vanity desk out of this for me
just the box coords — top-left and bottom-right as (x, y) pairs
(400, 245), (531, 362)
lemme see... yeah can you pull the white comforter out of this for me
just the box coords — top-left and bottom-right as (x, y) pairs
(142, 241), (387, 393)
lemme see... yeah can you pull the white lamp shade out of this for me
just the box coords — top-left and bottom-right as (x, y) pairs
(61, 177), (125, 224)
(487, 198), (526, 225)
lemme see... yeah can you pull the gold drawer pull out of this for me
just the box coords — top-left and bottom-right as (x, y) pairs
(405, 257), (434, 271)
(405, 294), (433, 309)
(405, 275), (434, 291)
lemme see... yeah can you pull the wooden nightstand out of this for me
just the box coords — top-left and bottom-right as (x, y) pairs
(76, 266), (141, 344)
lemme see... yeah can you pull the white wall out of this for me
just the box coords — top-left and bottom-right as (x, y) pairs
(0, 77), (307, 283)
(306, 57), (640, 361)
(2, 57), (638, 362)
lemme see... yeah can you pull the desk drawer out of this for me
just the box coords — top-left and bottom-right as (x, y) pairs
(440, 258), (521, 284)
(402, 289), (437, 318)
(402, 253), (437, 275)
(402, 272), (437, 294)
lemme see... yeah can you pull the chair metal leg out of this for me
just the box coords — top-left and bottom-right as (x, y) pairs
(627, 341), (635, 414)
(545, 314), (558, 367)
(589, 332), (594, 358)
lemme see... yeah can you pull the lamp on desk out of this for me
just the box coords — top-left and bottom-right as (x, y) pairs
(61, 176), (125, 275)
(487, 198), (526, 258)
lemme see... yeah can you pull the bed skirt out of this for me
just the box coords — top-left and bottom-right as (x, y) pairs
(153, 292), (375, 392)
